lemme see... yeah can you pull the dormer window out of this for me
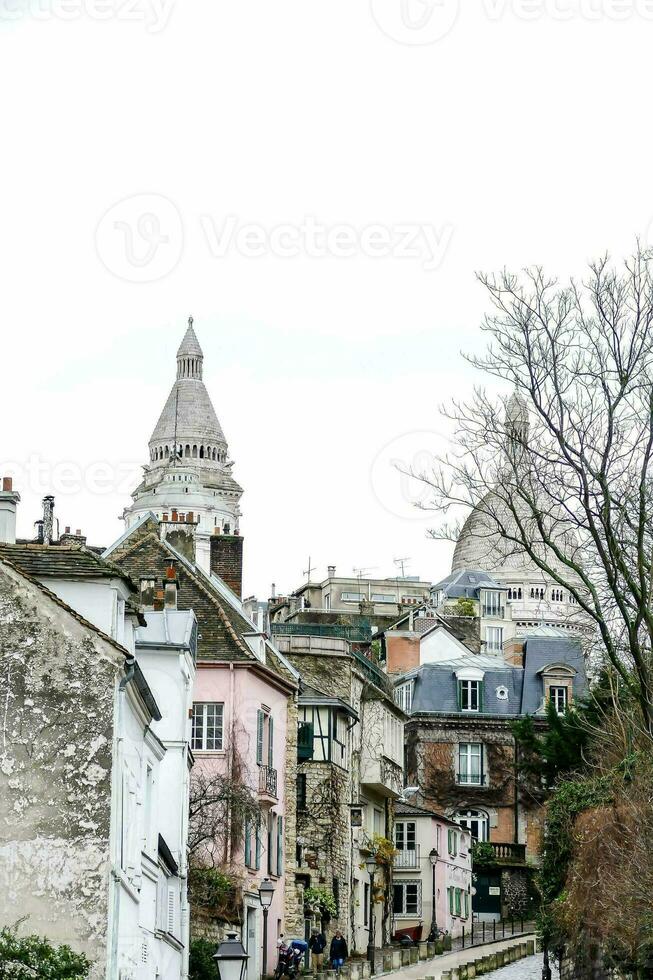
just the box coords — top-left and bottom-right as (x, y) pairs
(459, 679), (482, 712)
(550, 686), (568, 714)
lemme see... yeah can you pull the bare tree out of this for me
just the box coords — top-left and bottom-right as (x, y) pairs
(412, 245), (653, 735)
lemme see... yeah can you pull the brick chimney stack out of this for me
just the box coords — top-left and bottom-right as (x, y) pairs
(42, 495), (55, 546)
(0, 477), (20, 545)
(210, 531), (244, 598)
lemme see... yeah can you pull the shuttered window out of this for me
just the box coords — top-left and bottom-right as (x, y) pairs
(268, 716), (274, 767)
(277, 816), (283, 876)
(257, 710), (264, 765)
(244, 818), (251, 867)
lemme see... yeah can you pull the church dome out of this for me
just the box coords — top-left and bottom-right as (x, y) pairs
(149, 317), (228, 452)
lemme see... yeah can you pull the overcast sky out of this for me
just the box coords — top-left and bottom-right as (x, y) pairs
(2, 0), (652, 597)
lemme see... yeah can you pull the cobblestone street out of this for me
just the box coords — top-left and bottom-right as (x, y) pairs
(481, 954), (559, 979)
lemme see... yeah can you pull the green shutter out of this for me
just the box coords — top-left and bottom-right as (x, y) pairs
(277, 815), (283, 876)
(448, 887), (453, 914)
(448, 829), (453, 854)
(297, 722), (314, 761)
(268, 716), (274, 767)
(257, 710), (264, 765)
(255, 819), (261, 870)
(455, 888), (461, 916)
(244, 818), (251, 867)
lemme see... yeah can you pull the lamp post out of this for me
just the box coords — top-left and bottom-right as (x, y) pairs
(364, 854), (377, 972)
(429, 848), (438, 939)
(258, 877), (275, 979)
(214, 931), (249, 980)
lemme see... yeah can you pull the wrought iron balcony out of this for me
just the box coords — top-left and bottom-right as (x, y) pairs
(258, 765), (278, 799)
(394, 845), (420, 869)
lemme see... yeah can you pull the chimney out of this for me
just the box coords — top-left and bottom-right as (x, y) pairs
(34, 520), (44, 543)
(60, 529), (87, 547)
(327, 565), (336, 578)
(271, 582), (276, 599)
(0, 477), (20, 545)
(164, 563), (178, 609)
(42, 495), (55, 545)
(210, 532), (244, 598)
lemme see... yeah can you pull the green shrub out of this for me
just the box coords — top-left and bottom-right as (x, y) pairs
(189, 937), (220, 980)
(0, 927), (90, 978)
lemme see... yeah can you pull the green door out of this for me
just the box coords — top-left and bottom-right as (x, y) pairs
(473, 873), (501, 916)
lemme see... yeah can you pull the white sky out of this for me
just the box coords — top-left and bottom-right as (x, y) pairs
(2, 0), (652, 597)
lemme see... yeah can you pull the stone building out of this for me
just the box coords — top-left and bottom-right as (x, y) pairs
(272, 622), (405, 957)
(0, 493), (192, 979)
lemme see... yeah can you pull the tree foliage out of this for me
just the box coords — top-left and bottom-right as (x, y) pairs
(414, 246), (653, 733)
(0, 927), (90, 979)
(189, 937), (219, 980)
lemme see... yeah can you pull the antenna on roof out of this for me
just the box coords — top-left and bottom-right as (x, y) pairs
(303, 556), (315, 583)
(394, 557), (411, 578)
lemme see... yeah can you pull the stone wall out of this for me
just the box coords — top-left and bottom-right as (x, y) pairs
(0, 560), (119, 979)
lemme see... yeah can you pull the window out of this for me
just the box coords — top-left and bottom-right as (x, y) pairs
(459, 679), (482, 712)
(458, 742), (483, 785)
(551, 588), (565, 602)
(257, 708), (274, 766)
(297, 722), (314, 761)
(550, 685), (568, 714)
(373, 808), (383, 836)
(395, 681), (413, 714)
(395, 821), (416, 851)
(363, 882), (370, 926)
(371, 593), (396, 603)
(297, 773), (307, 812)
(507, 586), (522, 600)
(341, 591), (364, 602)
(393, 881), (421, 916)
(484, 626), (503, 655)
(482, 590), (504, 618)
(453, 809), (489, 842)
(325, 593), (331, 611)
(191, 703), (224, 751)
(447, 829), (458, 856)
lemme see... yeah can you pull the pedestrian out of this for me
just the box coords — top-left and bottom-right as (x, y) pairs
(309, 928), (326, 974)
(329, 930), (348, 974)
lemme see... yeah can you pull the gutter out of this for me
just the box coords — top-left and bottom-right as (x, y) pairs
(108, 656), (136, 980)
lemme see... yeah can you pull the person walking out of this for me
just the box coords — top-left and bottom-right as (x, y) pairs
(309, 928), (326, 974)
(329, 931), (348, 974)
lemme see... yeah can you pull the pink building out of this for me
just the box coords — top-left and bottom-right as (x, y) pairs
(393, 801), (472, 941)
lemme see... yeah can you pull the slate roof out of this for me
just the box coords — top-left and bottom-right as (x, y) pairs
(395, 800), (459, 826)
(177, 322), (203, 358)
(299, 682), (359, 720)
(0, 542), (137, 591)
(432, 568), (503, 599)
(106, 520), (297, 688)
(399, 631), (587, 718)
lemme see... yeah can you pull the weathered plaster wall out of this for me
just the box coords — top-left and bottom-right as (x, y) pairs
(0, 561), (118, 975)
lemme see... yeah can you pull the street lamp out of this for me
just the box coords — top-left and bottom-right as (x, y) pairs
(364, 854), (378, 972)
(214, 932), (249, 980)
(428, 848), (438, 940)
(258, 878), (275, 978)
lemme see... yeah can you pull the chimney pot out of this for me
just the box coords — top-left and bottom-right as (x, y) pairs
(65, 526), (71, 534)
(76, 529), (81, 536)
(0, 478), (20, 544)
(2, 477), (12, 492)
(328, 565), (336, 578)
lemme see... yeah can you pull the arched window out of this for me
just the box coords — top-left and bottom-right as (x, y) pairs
(192, 445), (198, 458)
(185, 444), (190, 457)
(213, 449), (218, 460)
(165, 446), (169, 457)
(199, 446), (204, 459)
(453, 809), (489, 842)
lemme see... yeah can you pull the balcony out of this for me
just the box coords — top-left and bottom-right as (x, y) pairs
(489, 841), (526, 864)
(360, 755), (403, 799)
(258, 765), (278, 801)
(394, 845), (420, 869)
(482, 605), (506, 620)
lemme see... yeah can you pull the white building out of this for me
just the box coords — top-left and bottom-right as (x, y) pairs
(123, 318), (243, 576)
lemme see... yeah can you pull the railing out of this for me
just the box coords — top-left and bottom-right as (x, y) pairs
(394, 845), (420, 868)
(481, 606), (506, 619)
(271, 622), (372, 642)
(489, 841), (526, 862)
(458, 919), (535, 950)
(381, 756), (404, 795)
(456, 773), (488, 786)
(258, 765), (278, 798)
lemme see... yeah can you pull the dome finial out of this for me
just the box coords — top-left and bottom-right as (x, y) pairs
(176, 317), (203, 380)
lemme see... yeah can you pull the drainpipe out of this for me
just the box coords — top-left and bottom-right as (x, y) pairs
(513, 736), (520, 844)
(107, 656), (136, 980)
